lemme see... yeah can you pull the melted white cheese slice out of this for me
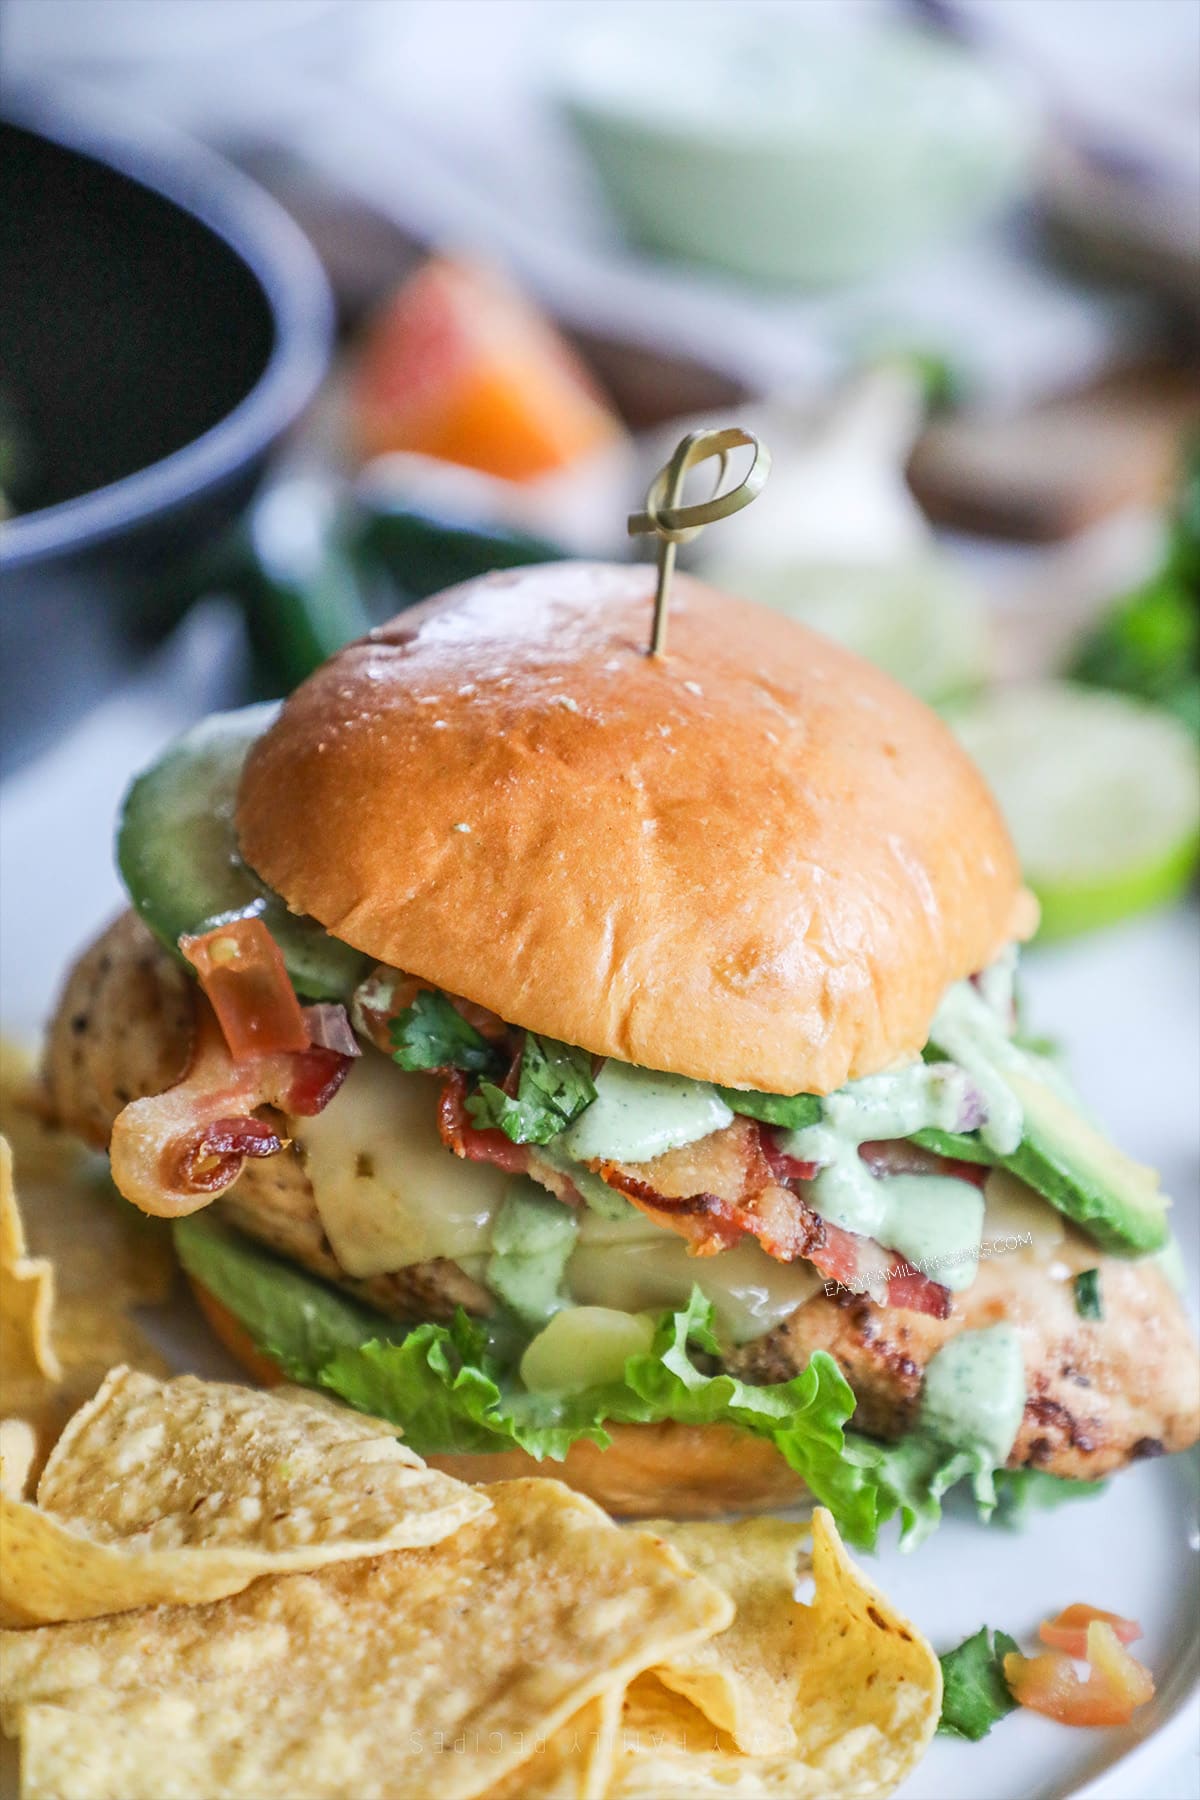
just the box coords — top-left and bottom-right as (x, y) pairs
(566, 1233), (822, 1345)
(288, 1047), (510, 1276)
(290, 1049), (824, 1339)
(981, 1167), (1066, 1263)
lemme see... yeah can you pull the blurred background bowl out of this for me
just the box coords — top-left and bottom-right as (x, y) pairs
(0, 87), (332, 773)
(559, 14), (1034, 287)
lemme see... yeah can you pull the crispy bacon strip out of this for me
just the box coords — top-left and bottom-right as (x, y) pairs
(759, 1134), (818, 1184)
(591, 1118), (952, 1317)
(437, 1070), (530, 1175)
(109, 1003), (351, 1218)
(169, 1116), (283, 1198)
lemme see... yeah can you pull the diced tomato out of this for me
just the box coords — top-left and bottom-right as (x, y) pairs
(1040, 1605), (1141, 1658)
(181, 918), (309, 1061)
(1005, 1622), (1154, 1727)
(1085, 1620), (1155, 1711)
(437, 1070), (529, 1175)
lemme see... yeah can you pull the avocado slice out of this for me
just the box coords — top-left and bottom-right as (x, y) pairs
(917, 1071), (1168, 1256)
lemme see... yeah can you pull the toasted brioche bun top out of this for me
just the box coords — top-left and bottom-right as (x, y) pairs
(238, 563), (1029, 1094)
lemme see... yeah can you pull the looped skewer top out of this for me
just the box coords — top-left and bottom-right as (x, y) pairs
(628, 426), (771, 655)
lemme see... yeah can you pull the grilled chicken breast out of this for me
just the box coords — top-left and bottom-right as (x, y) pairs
(44, 913), (1200, 1479)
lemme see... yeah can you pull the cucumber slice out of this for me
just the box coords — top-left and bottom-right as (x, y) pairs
(117, 705), (368, 1001)
(950, 682), (1200, 939)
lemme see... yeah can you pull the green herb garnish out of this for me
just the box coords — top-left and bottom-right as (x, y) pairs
(468, 1035), (596, 1145)
(389, 990), (500, 1075)
(937, 1626), (1020, 1741)
(1073, 1268), (1104, 1320)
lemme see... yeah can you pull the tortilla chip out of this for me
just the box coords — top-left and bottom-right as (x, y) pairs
(0, 1122), (170, 1497)
(484, 1691), (622, 1800)
(647, 1518), (809, 1754)
(0, 1140), (59, 1386)
(4, 1480), (731, 1798)
(0, 1422), (37, 1503)
(0, 1046), (173, 1311)
(0, 1045), (76, 1182)
(608, 1510), (942, 1799)
(1, 1368), (488, 1625)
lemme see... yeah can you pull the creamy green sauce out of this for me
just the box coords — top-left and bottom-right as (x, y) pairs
(777, 1061), (984, 1286)
(918, 1325), (1026, 1466)
(486, 1181), (578, 1327)
(929, 968), (1078, 1154)
(534, 1142), (639, 1220)
(872, 1175), (985, 1292)
(773, 968), (1078, 1284)
(561, 1061), (732, 1163)
(928, 981), (1024, 1155)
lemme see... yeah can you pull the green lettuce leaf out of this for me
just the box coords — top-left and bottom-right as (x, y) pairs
(389, 990), (500, 1075)
(716, 1088), (822, 1130)
(844, 1430), (994, 1551)
(468, 1035), (595, 1145)
(323, 1288), (881, 1543)
(173, 1212), (406, 1376)
(990, 1468), (1107, 1525)
(937, 1626), (1020, 1740)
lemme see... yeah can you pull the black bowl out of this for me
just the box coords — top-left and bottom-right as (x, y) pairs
(0, 87), (333, 773)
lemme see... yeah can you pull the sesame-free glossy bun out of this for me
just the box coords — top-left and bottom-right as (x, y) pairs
(238, 563), (1029, 1094)
(188, 1278), (808, 1518)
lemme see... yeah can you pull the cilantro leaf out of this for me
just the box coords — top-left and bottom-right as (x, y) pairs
(1073, 1268), (1103, 1320)
(468, 1034), (595, 1145)
(389, 990), (500, 1075)
(716, 1088), (822, 1130)
(937, 1626), (1020, 1740)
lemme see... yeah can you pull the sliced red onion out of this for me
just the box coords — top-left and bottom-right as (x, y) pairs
(922, 1060), (988, 1134)
(302, 1003), (361, 1058)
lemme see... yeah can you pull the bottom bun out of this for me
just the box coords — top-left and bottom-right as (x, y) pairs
(189, 1276), (811, 1519)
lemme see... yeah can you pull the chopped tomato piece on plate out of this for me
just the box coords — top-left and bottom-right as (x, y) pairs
(1039, 1604), (1141, 1658)
(1005, 1621), (1154, 1726)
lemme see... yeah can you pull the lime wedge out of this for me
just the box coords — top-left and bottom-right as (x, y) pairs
(706, 555), (990, 705)
(949, 683), (1200, 939)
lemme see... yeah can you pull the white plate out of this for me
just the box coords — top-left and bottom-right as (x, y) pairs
(1, 661), (1196, 1800)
